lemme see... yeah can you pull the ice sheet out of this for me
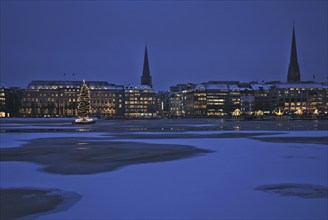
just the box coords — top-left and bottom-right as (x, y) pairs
(1, 131), (327, 219)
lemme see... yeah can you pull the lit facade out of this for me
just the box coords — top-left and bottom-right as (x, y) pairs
(156, 91), (170, 117)
(0, 87), (22, 117)
(0, 88), (5, 117)
(205, 84), (229, 116)
(166, 82), (327, 117)
(124, 85), (156, 118)
(168, 83), (195, 117)
(168, 92), (184, 117)
(20, 81), (124, 117)
(270, 83), (328, 114)
(3, 81), (328, 118)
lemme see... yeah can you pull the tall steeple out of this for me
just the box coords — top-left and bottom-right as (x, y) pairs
(287, 24), (301, 82)
(141, 46), (153, 88)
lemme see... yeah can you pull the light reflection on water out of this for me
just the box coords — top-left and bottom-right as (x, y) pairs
(76, 128), (91, 132)
(0, 120), (327, 134)
(233, 125), (240, 131)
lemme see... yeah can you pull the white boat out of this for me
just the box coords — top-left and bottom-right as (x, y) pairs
(73, 117), (95, 125)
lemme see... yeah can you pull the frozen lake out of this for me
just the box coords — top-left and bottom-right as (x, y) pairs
(0, 119), (327, 219)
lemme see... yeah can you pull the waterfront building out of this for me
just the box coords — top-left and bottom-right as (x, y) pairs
(0, 87), (22, 117)
(9, 80), (328, 118)
(90, 86), (124, 118)
(204, 84), (229, 116)
(0, 88), (5, 117)
(180, 84), (205, 117)
(227, 84), (241, 115)
(167, 81), (328, 117)
(156, 91), (170, 117)
(251, 84), (271, 113)
(20, 81), (124, 117)
(270, 82), (328, 114)
(232, 83), (271, 115)
(168, 92), (184, 117)
(123, 84), (156, 118)
(168, 83), (195, 117)
(179, 83), (227, 117)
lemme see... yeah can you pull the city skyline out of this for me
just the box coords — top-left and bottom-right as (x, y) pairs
(1, 1), (327, 91)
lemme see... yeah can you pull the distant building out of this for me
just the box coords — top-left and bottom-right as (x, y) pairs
(123, 85), (156, 118)
(227, 84), (241, 115)
(204, 84), (230, 116)
(182, 83), (236, 117)
(0, 87), (22, 117)
(20, 81), (124, 118)
(168, 92), (184, 117)
(270, 82), (328, 114)
(251, 84), (271, 113)
(184, 84), (207, 117)
(141, 46), (153, 88)
(168, 83), (195, 117)
(164, 81), (328, 117)
(5, 31), (328, 118)
(156, 91), (170, 117)
(287, 25), (301, 82)
(90, 86), (124, 118)
(0, 88), (5, 117)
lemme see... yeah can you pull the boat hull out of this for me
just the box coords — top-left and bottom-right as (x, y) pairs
(73, 118), (96, 125)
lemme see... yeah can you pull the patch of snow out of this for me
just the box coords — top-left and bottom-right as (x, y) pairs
(1, 131), (327, 219)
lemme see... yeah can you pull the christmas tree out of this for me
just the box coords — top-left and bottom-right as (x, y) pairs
(77, 80), (92, 120)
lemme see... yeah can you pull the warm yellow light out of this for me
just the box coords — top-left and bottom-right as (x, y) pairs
(255, 110), (264, 116)
(274, 108), (284, 116)
(313, 109), (319, 115)
(294, 108), (303, 115)
(232, 108), (242, 117)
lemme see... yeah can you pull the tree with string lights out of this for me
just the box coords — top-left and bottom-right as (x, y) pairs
(75, 80), (95, 124)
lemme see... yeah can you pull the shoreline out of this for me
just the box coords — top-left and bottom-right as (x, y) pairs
(1, 118), (328, 132)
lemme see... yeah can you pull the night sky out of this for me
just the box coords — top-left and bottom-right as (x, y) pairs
(1, 1), (327, 91)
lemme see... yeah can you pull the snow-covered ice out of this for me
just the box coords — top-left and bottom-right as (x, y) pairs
(0, 128), (327, 219)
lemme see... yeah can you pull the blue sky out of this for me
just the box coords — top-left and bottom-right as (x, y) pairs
(1, 1), (327, 91)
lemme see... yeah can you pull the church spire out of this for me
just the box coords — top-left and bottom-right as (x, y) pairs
(141, 45), (153, 88)
(287, 24), (301, 82)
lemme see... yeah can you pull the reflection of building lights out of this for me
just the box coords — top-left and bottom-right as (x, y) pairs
(77, 128), (90, 132)
(234, 126), (240, 131)
(77, 147), (89, 150)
